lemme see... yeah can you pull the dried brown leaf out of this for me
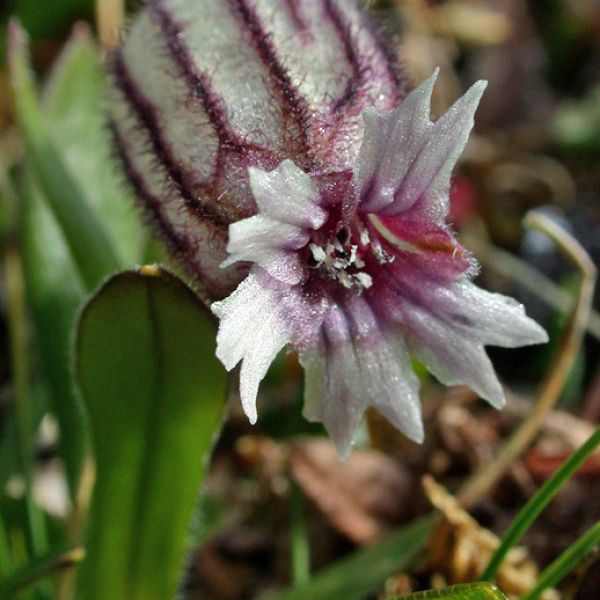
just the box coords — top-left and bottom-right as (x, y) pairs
(288, 437), (414, 545)
(423, 476), (560, 600)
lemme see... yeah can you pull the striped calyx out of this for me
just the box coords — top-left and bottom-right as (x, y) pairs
(110, 0), (404, 301)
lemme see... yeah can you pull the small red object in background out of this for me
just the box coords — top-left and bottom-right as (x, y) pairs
(449, 175), (478, 226)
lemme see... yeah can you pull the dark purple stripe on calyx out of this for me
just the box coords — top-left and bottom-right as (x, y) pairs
(147, 0), (269, 157)
(227, 0), (314, 168)
(111, 49), (229, 227)
(110, 120), (231, 299)
(322, 0), (364, 113)
(283, 0), (310, 36)
(109, 119), (189, 257)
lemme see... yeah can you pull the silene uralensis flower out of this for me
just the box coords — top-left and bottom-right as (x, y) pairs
(111, 0), (548, 456)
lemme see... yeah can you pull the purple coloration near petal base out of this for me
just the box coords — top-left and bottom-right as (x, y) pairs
(210, 68), (547, 457)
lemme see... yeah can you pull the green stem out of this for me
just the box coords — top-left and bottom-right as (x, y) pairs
(521, 520), (600, 600)
(480, 425), (600, 582)
(290, 483), (310, 586)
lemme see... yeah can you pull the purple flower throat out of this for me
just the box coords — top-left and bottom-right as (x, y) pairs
(112, 0), (548, 457)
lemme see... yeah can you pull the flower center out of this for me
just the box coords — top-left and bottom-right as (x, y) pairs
(306, 218), (394, 294)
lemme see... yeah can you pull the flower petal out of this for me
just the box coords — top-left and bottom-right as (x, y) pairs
(300, 297), (423, 458)
(300, 305), (370, 458)
(381, 79), (487, 219)
(445, 280), (549, 348)
(248, 160), (327, 229)
(383, 259), (549, 348)
(405, 307), (506, 408)
(354, 69), (439, 215)
(375, 262), (547, 408)
(222, 160), (329, 283)
(211, 271), (293, 423)
(344, 296), (423, 443)
(354, 69), (487, 220)
(222, 214), (307, 284)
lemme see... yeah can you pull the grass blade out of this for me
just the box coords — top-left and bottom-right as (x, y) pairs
(7, 20), (122, 291)
(480, 425), (600, 581)
(268, 515), (434, 600)
(521, 520), (600, 600)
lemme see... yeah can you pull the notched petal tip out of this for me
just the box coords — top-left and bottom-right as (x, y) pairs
(355, 68), (487, 218)
(456, 79), (488, 119)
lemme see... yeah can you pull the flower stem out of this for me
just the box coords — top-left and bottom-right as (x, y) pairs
(459, 211), (597, 508)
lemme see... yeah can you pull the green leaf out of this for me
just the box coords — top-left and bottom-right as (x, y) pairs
(521, 520), (600, 600)
(480, 425), (600, 582)
(74, 267), (227, 600)
(42, 24), (146, 266)
(18, 171), (88, 497)
(389, 583), (507, 599)
(7, 20), (123, 291)
(267, 516), (434, 600)
(0, 542), (82, 599)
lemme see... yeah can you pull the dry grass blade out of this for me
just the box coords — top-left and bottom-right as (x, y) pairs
(459, 211), (597, 508)
(422, 477), (558, 599)
(464, 233), (600, 342)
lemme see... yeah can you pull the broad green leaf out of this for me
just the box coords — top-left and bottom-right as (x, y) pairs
(390, 583), (507, 599)
(268, 516), (434, 600)
(75, 267), (227, 600)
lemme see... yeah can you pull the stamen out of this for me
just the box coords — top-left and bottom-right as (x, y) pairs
(368, 214), (417, 255)
(355, 272), (373, 289)
(306, 223), (375, 295)
(308, 243), (326, 267)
